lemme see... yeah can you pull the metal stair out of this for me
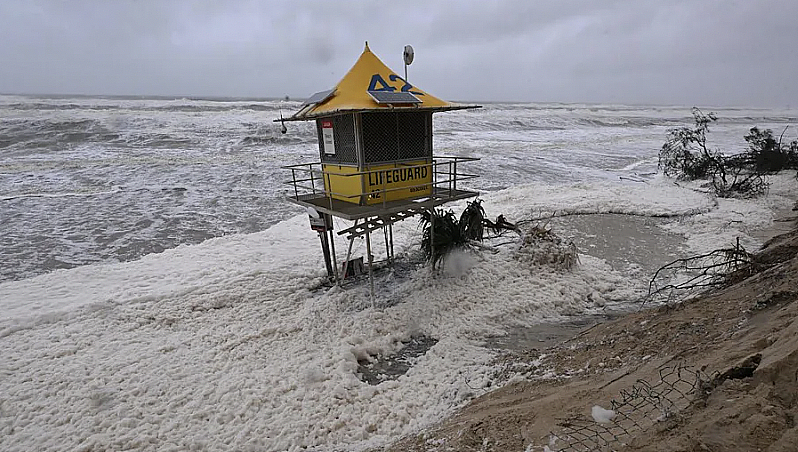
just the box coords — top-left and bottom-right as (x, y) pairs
(337, 207), (426, 240)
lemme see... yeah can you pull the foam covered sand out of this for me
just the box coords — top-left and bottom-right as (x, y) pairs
(1, 173), (796, 451)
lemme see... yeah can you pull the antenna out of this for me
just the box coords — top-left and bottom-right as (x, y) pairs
(403, 45), (414, 81)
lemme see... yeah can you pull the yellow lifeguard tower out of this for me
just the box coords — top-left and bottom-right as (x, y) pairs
(281, 43), (480, 290)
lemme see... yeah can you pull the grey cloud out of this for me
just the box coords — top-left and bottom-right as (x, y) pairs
(1, 0), (796, 106)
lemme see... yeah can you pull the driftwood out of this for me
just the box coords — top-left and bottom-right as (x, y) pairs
(645, 238), (760, 304)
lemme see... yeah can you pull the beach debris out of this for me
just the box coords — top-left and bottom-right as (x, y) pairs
(645, 237), (760, 304)
(419, 203), (481, 270)
(483, 214), (520, 236)
(550, 364), (707, 451)
(420, 200), (575, 272)
(516, 224), (579, 271)
(420, 199), (518, 269)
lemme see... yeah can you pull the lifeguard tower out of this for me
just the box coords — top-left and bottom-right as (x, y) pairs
(281, 43), (480, 293)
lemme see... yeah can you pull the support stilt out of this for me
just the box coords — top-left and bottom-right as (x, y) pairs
(328, 226), (339, 283)
(318, 231), (334, 278)
(341, 219), (358, 283)
(389, 223), (394, 261)
(383, 225), (391, 266)
(429, 208), (435, 274)
(365, 223), (375, 306)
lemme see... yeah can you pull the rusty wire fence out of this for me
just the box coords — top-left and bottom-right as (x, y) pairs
(548, 364), (708, 451)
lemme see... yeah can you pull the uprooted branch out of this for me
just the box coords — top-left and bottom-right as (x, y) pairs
(645, 238), (761, 304)
(658, 109), (798, 199)
(420, 199), (519, 269)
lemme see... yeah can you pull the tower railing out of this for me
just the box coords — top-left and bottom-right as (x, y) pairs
(282, 156), (479, 213)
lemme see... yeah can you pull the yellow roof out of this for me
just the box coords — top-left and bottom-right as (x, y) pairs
(286, 43), (477, 121)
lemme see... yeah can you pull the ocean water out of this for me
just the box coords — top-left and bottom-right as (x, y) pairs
(1, 95), (796, 451)
(2, 95), (794, 283)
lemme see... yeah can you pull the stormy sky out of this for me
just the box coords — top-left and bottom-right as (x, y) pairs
(1, 0), (796, 107)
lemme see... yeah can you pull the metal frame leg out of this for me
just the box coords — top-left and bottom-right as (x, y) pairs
(389, 223), (394, 261)
(340, 219), (359, 283)
(430, 209), (435, 274)
(383, 225), (391, 266)
(365, 223), (375, 307)
(328, 226), (339, 283)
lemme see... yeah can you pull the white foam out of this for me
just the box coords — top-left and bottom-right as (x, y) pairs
(592, 405), (616, 424)
(3, 97), (798, 450)
(3, 173), (794, 451)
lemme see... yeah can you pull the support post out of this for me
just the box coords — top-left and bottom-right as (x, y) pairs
(327, 220), (339, 283)
(383, 225), (391, 266)
(389, 222), (395, 261)
(341, 219), (358, 283)
(318, 231), (334, 279)
(365, 224), (375, 306)
(429, 208), (435, 274)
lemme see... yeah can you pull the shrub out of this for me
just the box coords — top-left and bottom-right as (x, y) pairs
(744, 127), (798, 173)
(657, 108), (798, 198)
(659, 108), (722, 180)
(420, 199), (486, 269)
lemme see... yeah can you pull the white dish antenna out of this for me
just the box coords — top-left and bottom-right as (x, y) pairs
(403, 45), (414, 82)
(403, 45), (414, 66)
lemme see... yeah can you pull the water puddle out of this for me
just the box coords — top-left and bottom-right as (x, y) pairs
(357, 335), (438, 385)
(547, 213), (685, 275)
(484, 313), (622, 352)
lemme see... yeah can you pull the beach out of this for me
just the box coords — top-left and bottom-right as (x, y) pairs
(384, 200), (798, 451)
(2, 95), (797, 451)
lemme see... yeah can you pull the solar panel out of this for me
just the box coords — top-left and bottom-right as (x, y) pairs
(302, 89), (335, 106)
(367, 90), (422, 105)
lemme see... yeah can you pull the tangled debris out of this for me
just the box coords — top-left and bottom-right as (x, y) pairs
(420, 200), (579, 272)
(420, 199), (519, 269)
(645, 238), (760, 304)
(516, 223), (579, 271)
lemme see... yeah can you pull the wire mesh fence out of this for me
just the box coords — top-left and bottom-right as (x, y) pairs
(549, 364), (708, 451)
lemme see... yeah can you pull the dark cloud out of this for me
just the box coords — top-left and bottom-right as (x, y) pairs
(0, 0), (796, 106)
